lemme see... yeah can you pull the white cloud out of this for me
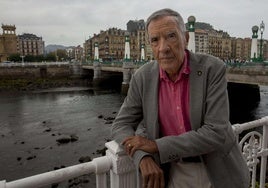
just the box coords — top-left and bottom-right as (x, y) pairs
(0, 0), (267, 46)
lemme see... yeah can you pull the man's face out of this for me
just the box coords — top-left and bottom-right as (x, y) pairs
(148, 16), (187, 76)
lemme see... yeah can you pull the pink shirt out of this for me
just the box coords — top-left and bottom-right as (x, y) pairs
(158, 51), (191, 136)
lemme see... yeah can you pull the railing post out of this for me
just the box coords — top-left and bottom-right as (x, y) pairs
(0, 181), (6, 188)
(105, 141), (137, 188)
(260, 120), (268, 188)
(92, 156), (112, 188)
(93, 60), (102, 80)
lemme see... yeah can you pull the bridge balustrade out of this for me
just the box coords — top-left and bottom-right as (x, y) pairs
(225, 61), (268, 68)
(1, 116), (268, 188)
(0, 62), (70, 67)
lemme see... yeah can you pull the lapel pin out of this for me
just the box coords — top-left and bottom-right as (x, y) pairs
(197, 71), (202, 76)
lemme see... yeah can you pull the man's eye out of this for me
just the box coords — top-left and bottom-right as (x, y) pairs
(168, 33), (176, 40)
(150, 38), (158, 45)
(150, 38), (158, 43)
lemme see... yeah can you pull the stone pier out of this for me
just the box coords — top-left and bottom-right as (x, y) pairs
(121, 60), (135, 95)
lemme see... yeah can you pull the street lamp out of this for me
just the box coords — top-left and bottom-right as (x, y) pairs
(259, 21), (265, 61)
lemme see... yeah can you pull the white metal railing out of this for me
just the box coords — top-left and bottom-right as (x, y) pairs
(0, 141), (137, 188)
(1, 116), (268, 188)
(0, 156), (111, 188)
(233, 116), (268, 188)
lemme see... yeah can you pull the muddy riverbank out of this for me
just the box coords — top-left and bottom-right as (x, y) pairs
(0, 87), (124, 187)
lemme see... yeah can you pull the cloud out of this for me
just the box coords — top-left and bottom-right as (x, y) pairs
(0, 0), (267, 46)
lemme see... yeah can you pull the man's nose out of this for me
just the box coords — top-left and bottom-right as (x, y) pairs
(159, 39), (170, 52)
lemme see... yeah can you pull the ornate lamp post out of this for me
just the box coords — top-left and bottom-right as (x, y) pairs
(251, 26), (258, 62)
(187, 16), (196, 53)
(259, 21), (265, 61)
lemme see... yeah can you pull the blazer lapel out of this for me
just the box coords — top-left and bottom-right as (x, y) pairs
(148, 62), (160, 139)
(189, 53), (205, 130)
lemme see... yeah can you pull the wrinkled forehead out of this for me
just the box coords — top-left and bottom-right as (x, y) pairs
(147, 16), (182, 35)
(148, 15), (178, 28)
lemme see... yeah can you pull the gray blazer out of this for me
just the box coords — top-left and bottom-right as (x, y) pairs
(112, 52), (250, 188)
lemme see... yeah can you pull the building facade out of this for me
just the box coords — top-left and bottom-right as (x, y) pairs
(195, 29), (209, 54)
(84, 20), (153, 62)
(193, 28), (265, 62)
(0, 24), (18, 62)
(257, 39), (268, 61)
(231, 38), (251, 61)
(85, 22), (268, 63)
(17, 33), (45, 56)
(74, 45), (83, 62)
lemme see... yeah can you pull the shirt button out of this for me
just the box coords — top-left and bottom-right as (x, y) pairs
(177, 106), (180, 110)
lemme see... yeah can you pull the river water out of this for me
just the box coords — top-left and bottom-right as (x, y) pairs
(0, 85), (268, 187)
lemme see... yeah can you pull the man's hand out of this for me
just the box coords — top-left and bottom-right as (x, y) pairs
(122, 135), (158, 156)
(139, 156), (165, 188)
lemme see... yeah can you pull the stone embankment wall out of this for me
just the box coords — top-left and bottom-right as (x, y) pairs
(226, 66), (268, 86)
(0, 64), (91, 91)
(0, 65), (71, 79)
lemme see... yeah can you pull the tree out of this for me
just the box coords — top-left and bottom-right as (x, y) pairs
(24, 55), (35, 62)
(35, 55), (44, 62)
(8, 53), (21, 62)
(56, 49), (68, 61)
(45, 52), (56, 61)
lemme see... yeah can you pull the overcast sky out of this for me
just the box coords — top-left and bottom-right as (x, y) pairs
(1, 0), (267, 46)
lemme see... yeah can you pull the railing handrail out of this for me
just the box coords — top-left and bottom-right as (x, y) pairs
(1, 156), (111, 188)
(232, 116), (268, 134)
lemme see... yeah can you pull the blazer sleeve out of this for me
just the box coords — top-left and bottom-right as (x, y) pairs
(111, 74), (153, 167)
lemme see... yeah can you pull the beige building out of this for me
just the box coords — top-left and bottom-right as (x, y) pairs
(231, 38), (251, 61)
(84, 20), (153, 62)
(221, 37), (232, 60)
(207, 30), (230, 59)
(17, 33), (45, 56)
(193, 28), (254, 61)
(0, 24), (45, 62)
(263, 40), (268, 61)
(74, 45), (83, 61)
(195, 29), (209, 54)
(194, 29), (232, 60)
(0, 24), (18, 62)
(85, 19), (264, 62)
(257, 39), (268, 61)
(84, 38), (92, 62)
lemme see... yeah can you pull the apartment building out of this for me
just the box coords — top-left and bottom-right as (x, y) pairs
(221, 37), (232, 60)
(17, 33), (45, 56)
(231, 38), (251, 61)
(84, 20), (153, 62)
(74, 45), (83, 61)
(195, 29), (209, 54)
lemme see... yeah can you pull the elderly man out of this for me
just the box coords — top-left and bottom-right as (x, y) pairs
(112, 8), (250, 188)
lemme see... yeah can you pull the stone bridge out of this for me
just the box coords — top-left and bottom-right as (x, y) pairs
(82, 63), (268, 87)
